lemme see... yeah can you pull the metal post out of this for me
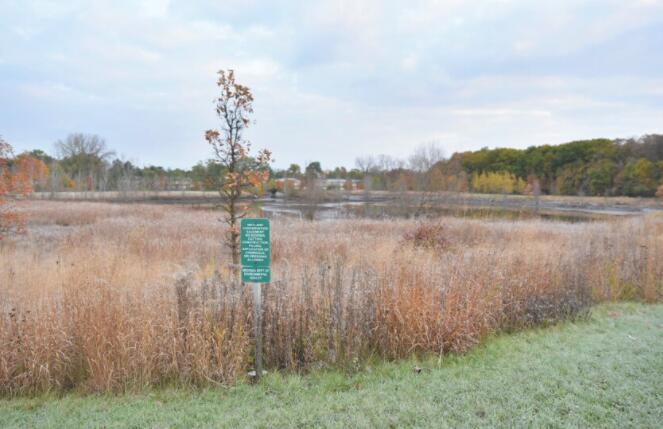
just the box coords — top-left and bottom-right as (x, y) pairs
(252, 282), (262, 381)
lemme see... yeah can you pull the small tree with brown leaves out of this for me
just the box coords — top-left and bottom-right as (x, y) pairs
(205, 70), (272, 269)
(0, 137), (13, 237)
(0, 136), (48, 239)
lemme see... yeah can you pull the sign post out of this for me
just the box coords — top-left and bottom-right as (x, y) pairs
(240, 218), (270, 381)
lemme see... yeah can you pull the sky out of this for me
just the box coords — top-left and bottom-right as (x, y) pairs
(1, 0), (663, 170)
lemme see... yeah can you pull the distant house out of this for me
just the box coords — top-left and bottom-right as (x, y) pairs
(275, 178), (301, 191)
(168, 178), (194, 191)
(321, 178), (360, 191)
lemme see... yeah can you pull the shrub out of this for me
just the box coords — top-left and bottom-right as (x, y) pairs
(402, 222), (449, 250)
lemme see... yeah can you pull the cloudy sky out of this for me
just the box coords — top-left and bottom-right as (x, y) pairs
(1, 0), (662, 169)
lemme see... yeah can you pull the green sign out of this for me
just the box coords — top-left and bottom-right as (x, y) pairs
(240, 218), (270, 283)
(242, 266), (271, 283)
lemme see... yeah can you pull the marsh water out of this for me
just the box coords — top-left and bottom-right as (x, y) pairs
(32, 191), (658, 223)
(258, 196), (636, 223)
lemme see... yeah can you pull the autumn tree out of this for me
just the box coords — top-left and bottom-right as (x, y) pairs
(471, 171), (526, 194)
(617, 158), (659, 197)
(205, 69), (272, 268)
(0, 137), (13, 237)
(0, 136), (48, 238)
(15, 153), (49, 192)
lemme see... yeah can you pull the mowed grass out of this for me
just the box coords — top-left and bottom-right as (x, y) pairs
(1, 303), (661, 429)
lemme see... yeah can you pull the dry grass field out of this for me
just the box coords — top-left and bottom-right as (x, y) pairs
(1, 201), (661, 396)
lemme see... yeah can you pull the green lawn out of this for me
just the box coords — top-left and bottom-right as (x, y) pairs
(2, 303), (662, 428)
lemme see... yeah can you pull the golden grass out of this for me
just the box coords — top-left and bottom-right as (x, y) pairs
(1, 201), (661, 395)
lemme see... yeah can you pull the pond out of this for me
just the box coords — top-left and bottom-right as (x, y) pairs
(258, 198), (625, 222)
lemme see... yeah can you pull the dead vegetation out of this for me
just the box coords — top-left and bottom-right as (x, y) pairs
(0, 201), (661, 395)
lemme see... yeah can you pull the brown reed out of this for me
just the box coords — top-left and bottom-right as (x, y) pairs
(0, 201), (661, 395)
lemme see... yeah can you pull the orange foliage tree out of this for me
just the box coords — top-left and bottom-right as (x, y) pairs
(205, 70), (272, 268)
(0, 137), (48, 238)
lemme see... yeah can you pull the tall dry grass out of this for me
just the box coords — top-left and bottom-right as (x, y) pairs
(0, 201), (661, 395)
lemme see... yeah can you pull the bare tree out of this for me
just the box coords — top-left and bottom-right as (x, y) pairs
(302, 176), (324, 220)
(205, 69), (272, 268)
(408, 142), (445, 216)
(533, 178), (541, 214)
(55, 133), (115, 191)
(355, 155), (377, 208)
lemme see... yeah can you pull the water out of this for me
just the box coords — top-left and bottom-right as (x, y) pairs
(258, 199), (618, 223)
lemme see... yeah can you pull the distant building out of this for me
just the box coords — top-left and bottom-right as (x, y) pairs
(168, 178), (194, 191)
(275, 178), (301, 190)
(321, 178), (360, 191)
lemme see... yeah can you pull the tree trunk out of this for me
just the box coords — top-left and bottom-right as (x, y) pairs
(226, 193), (241, 278)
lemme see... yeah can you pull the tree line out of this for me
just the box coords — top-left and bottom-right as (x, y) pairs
(299, 135), (663, 198)
(5, 133), (663, 198)
(456, 135), (663, 197)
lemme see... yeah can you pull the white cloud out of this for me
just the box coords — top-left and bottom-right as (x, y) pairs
(1, 0), (662, 168)
(401, 54), (419, 71)
(450, 108), (552, 118)
(139, 0), (171, 18)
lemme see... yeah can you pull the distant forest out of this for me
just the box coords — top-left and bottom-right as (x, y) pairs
(443, 134), (663, 197)
(15, 133), (663, 197)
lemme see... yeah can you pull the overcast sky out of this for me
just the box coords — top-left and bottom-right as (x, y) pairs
(1, 0), (662, 169)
